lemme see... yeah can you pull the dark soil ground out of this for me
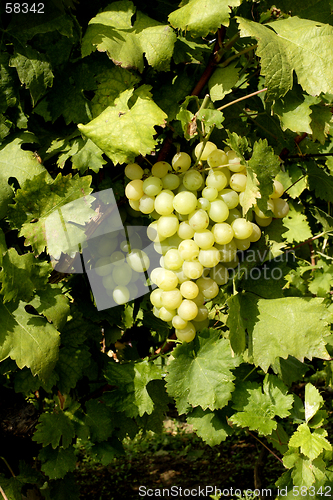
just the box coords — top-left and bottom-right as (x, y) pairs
(74, 419), (285, 500)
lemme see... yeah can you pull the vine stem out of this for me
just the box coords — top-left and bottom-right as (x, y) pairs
(218, 44), (258, 68)
(247, 430), (284, 464)
(216, 87), (267, 111)
(0, 486), (8, 500)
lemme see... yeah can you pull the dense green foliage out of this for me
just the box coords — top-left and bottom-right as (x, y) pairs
(1, 0), (333, 498)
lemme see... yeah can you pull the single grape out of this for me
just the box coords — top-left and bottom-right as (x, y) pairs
(97, 235), (118, 257)
(139, 194), (155, 214)
(207, 149), (228, 168)
(172, 152), (192, 172)
(254, 199), (275, 218)
(102, 274), (116, 290)
(172, 315), (188, 330)
(155, 269), (179, 291)
(125, 179), (144, 200)
(206, 170), (228, 190)
(196, 277), (219, 299)
(183, 170), (204, 191)
(195, 305), (208, 322)
(193, 229), (215, 249)
(211, 223), (234, 245)
(226, 208), (242, 224)
(198, 247), (220, 268)
(273, 198), (289, 218)
(182, 260), (204, 280)
(154, 190), (175, 215)
(194, 141), (217, 161)
(231, 218), (253, 239)
(269, 179), (284, 199)
(209, 264), (229, 285)
(178, 221), (195, 239)
(178, 239), (200, 261)
(177, 299), (198, 321)
(152, 161), (170, 178)
(180, 280), (199, 300)
(150, 288), (163, 308)
(147, 221), (165, 243)
(164, 248), (184, 270)
(126, 249), (150, 272)
(202, 186), (218, 201)
(159, 306), (176, 322)
(173, 191), (197, 215)
(113, 286), (130, 305)
(196, 197), (210, 211)
(218, 189), (239, 209)
(255, 214), (273, 227)
(176, 322), (196, 342)
(161, 289), (183, 309)
(157, 214), (179, 238)
(234, 237), (251, 251)
(125, 163), (144, 180)
(249, 223), (261, 242)
(162, 173), (180, 190)
(112, 262), (133, 285)
(227, 151), (245, 172)
(95, 257), (113, 276)
(129, 199), (140, 211)
(208, 200), (229, 223)
(229, 173), (247, 192)
(142, 176), (163, 196)
(188, 209), (210, 231)
(110, 251), (125, 266)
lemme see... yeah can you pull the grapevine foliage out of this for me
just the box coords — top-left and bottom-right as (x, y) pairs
(0, 0), (333, 498)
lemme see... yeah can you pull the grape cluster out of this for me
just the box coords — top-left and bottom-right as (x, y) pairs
(124, 141), (289, 342)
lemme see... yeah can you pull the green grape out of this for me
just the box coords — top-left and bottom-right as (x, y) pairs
(176, 322), (196, 342)
(142, 176), (163, 196)
(231, 218), (253, 239)
(182, 260), (204, 280)
(150, 288), (163, 308)
(154, 190), (175, 215)
(273, 198), (289, 218)
(216, 240), (237, 262)
(255, 214), (272, 226)
(211, 222), (234, 245)
(97, 235), (118, 257)
(173, 191), (197, 214)
(208, 200), (229, 223)
(154, 269), (179, 291)
(227, 151), (245, 172)
(159, 306), (176, 322)
(226, 208), (242, 224)
(193, 229), (215, 249)
(194, 141), (217, 161)
(269, 179), (284, 199)
(147, 221), (165, 243)
(139, 194), (155, 214)
(188, 209), (210, 231)
(125, 163), (144, 180)
(207, 149), (228, 168)
(218, 189), (239, 209)
(196, 197), (210, 211)
(249, 223), (261, 242)
(234, 237), (251, 251)
(172, 152), (192, 172)
(178, 221), (195, 239)
(178, 239), (200, 261)
(229, 173), (247, 192)
(113, 286), (130, 305)
(157, 214), (179, 238)
(209, 264), (229, 285)
(206, 170), (228, 190)
(177, 299), (198, 321)
(180, 280), (199, 300)
(161, 289), (183, 309)
(172, 315), (188, 330)
(202, 186), (218, 201)
(112, 262), (133, 285)
(102, 274), (116, 290)
(95, 257), (113, 276)
(198, 247), (220, 268)
(152, 161), (170, 178)
(126, 249), (150, 272)
(164, 248), (184, 270)
(183, 170), (204, 191)
(196, 277), (219, 299)
(162, 173), (180, 190)
(125, 179), (144, 200)
(194, 305), (208, 322)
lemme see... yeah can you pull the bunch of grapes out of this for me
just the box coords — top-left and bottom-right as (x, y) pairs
(124, 141), (289, 342)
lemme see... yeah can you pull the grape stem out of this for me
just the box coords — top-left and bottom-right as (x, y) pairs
(216, 87), (268, 112)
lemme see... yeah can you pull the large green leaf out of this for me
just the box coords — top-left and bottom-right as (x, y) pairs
(0, 299), (60, 381)
(82, 1), (176, 72)
(33, 411), (76, 449)
(187, 407), (232, 446)
(230, 374), (294, 435)
(169, 0), (241, 38)
(0, 248), (51, 303)
(237, 17), (333, 99)
(240, 293), (332, 371)
(78, 86), (167, 164)
(274, 0), (333, 24)
(8, 172), (95, 257)
(39, 447), (76, 479)
(165, 329), (241, 414)
(289, 424), (331, 460)
(282, 205), (312, 243)
(30, 284), (71, 331)
(0, 134), (50, 186)
(306, 162), (333, 203)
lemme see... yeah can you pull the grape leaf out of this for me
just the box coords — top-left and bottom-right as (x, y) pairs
(230, 375), (293, 435)
(304, 383), (324, 423)
(310, 207), (333, 233)
(8, 172), (95, 258)
(78, 86), (167, 164)
(103, 359), (162, 417)
(226, 294), (247, 354)
(47, 473), (79, 500)
(276, 164), (308, 199)
(273, 88), (316, 134)
(55, 346), (91, 393)
(266, 423), (289, 454)
(243, 139), (281, 214)
(237, 17), (333, 99)
(0, 299), (60, 381)
(283, 451), (327, 487)
(187, 407), (232, 446)
(33, 411), (76, 449)
(84, 400), (114, 442)
(9, 43), (54, 106)
(208, 63), (240, 103)
(241, 293), (332, 371)
(0, 134), (50, 187)
(0, 248), (51, 303)
(310, 104), (333, 144)
(168, 0), (241, 38)
(165, 329), (241, 414)
(71, 138), (106, 174)
(274, 0), (333, 25)
(307, 162), (333, 203)
(90, 439), (124, 465)
(308, 266), (333, 297)
(0, 228), (7, 266)
(289, 424), (331, 460)
(30, 284), (70, 331)
(271, 356), (309, 387)
(91, 66), (141, 118)
(0, 52), (18, 113)
(39, 446), (76, 479)
(282, 205), (312, 243)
